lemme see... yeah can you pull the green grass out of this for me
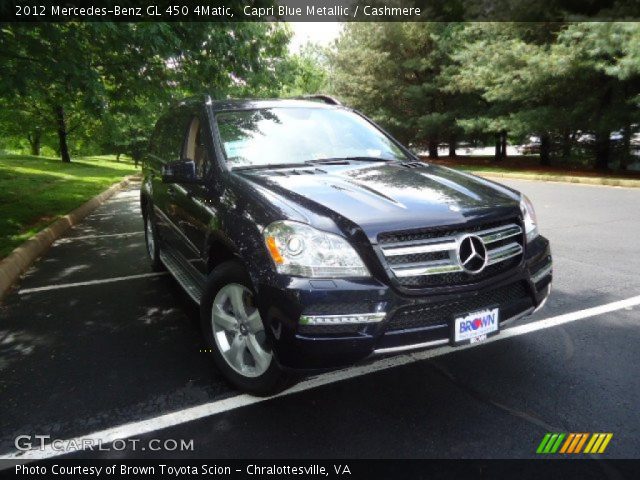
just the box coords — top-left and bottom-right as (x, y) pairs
(0, 154), (138, 258)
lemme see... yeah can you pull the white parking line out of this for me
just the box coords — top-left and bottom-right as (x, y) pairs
(18, 272), (168, 295)
(54, 232), (143, 243)
(2, 294), (638, 461)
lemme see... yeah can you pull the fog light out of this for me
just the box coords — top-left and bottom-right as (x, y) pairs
(299, 313), (386, 325)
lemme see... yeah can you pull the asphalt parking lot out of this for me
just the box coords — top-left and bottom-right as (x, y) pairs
(0, 178), (639, 461)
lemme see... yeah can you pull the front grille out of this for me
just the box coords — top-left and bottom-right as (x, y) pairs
(378, 219), (524, 288)
(386, 281), (532, 331)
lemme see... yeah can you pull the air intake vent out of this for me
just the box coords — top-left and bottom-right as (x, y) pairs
(261, 168), (325, 177)
(401, 162), (425, 169)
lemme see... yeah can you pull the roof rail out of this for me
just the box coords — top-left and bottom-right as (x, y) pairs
(294, 94), (342, 106)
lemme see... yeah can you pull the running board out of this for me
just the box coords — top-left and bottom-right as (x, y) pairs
(159, 250), (205, 304)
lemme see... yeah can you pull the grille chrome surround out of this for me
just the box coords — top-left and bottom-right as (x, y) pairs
(380, 222), (523, 284)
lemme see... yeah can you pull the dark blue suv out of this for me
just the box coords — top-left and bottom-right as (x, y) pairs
(141, 95), (552, 394)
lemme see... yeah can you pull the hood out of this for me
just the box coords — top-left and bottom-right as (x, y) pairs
(238, 162), (521, 242)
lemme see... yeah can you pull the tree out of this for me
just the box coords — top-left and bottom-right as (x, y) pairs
(451, 22), (640, 169)
(278, 42), (330, 97)
(0, 95), (52, 156)
(329, 23), (473, 158)
(554, 23), (640, 170)
(0, 22), (292, 162)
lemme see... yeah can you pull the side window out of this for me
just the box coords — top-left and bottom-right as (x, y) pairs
(150, 110), (190, 163)
(183, 117), (211, 179)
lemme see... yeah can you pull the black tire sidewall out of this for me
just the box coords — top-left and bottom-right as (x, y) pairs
(200, 260), (286, 395)
(143, 203), (163, 272)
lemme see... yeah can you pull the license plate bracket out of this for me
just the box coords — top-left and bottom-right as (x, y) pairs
(452, 306), (500, 345)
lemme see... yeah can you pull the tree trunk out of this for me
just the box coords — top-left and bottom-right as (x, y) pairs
(539, 133), (551, 167)
(428, 139), (439, 159)
(55, 105), (71, 163)
(500, 130), (507, 159)
(494, 134), (502, 161)
(116, 153), (121, 162)
(28, 130), (41, 156)
(448, 137), (457, 157)
(594, 130), (610, 171)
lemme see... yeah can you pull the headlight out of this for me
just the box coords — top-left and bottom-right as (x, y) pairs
(263, 220), (370, 278)
(520, 194), (539, 243)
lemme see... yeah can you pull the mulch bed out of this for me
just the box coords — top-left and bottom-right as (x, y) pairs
(420, 155), (640, 180)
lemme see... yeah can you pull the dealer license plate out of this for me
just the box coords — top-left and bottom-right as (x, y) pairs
(453, 308), (499, 344)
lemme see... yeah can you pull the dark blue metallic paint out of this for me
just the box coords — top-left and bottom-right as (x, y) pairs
(141, 97), (552, 371)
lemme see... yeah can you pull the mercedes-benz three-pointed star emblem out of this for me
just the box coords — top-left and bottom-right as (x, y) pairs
(456, 234), (488, 274)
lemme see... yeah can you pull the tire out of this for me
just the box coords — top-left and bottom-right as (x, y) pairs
(200, 260), (289, 395)
(143, 203), (164, 272)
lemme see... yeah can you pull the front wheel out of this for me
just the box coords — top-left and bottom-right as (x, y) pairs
(143, 204), (163, 272)
(200, 261), (289, 395)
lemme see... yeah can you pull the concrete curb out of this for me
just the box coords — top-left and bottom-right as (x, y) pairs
(0, 175), (141, 301)
(475, 171), (640, 188)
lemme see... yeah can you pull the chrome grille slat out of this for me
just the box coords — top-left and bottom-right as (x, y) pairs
(380, 222), (524, 285)
(392, 260), (463, 278)
(478, 225), (522, 244)
(381, 240), (457, 256)
(487, 242), (523, 265)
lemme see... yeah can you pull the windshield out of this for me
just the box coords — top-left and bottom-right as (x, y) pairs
(215, 107), (409, 168)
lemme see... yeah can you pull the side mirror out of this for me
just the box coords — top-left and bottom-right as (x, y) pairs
(161, 159), (199, 184)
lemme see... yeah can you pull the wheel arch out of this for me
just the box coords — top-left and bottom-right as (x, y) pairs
(205, 233), (244, 273)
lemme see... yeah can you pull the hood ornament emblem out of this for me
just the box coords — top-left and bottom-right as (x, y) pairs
(456, 235), (488, 274)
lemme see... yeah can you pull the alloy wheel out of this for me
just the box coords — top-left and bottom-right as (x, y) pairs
(210, 283), (272, 378)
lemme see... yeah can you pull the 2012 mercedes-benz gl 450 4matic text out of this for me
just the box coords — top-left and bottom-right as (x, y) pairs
(141, 95), (552, 394)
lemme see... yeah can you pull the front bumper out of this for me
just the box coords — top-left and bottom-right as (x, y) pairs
(257, 235), (552, 370)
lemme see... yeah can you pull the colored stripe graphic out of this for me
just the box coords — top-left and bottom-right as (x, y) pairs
(567, 433), (582, 453)
(588, 433), (605, 453)
(550, 433), (565, 453)
(598, 434), (614, 453)
(538, 433), (613, 454)
(536, 433), (552, 454)
(559, 433), (575, 453)
(544, 434), (559, 453)
(574, 433), (589, 453)
(584, 433), (614, 454)
(584, 434), (599, 453)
